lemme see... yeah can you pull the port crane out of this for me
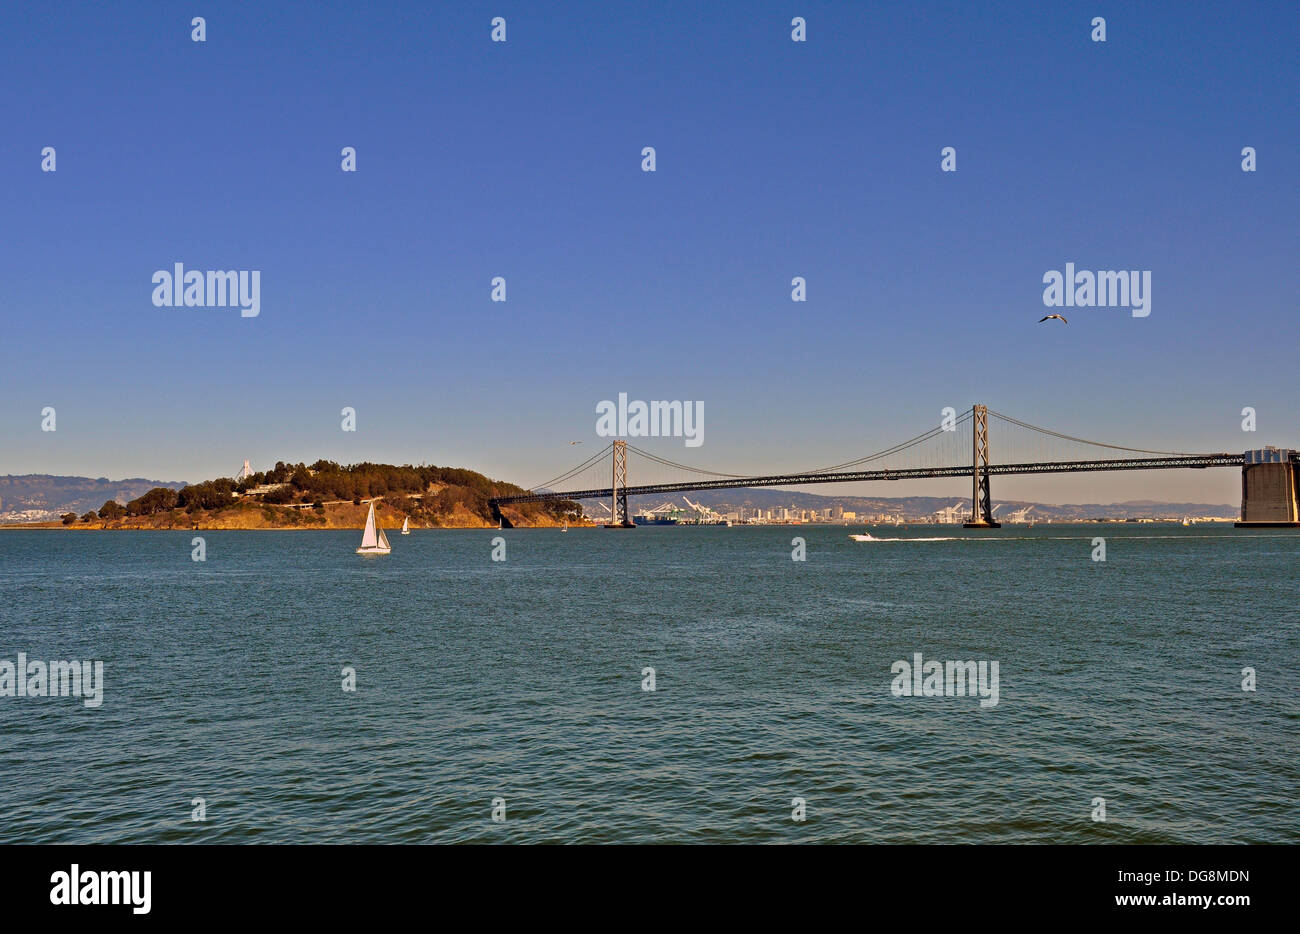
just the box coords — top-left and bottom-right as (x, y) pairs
(682, 496), (720, 520)
(933, 501), (968, 523)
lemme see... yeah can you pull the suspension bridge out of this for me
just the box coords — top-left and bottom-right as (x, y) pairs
(488, 405), (1299, 528)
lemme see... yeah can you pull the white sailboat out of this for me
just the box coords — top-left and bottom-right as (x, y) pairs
(401, 517), (411, 535)
(356, 502), (392, 555)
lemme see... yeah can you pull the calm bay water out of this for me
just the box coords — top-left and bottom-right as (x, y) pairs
(1, 524), (1296, 844)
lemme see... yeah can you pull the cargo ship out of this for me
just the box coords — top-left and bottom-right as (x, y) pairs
(633, 513), (680, 526)
(633, 502), (688, 525)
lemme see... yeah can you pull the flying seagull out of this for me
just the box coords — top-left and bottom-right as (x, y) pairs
(569, 440), (583, 445)
(1038, 314), (1068, 324)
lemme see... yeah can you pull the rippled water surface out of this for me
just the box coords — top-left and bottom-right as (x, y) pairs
(1, 525), (1296, 843)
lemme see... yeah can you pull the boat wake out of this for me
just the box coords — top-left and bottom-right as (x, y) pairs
(850, 534), (959, 542)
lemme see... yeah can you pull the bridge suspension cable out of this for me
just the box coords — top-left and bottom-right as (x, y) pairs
(803, 407), (975, 474)
(625, 410), (978, 479)
(529, 442), (613, 492)
(624, 443), (759, 480)
(986, 409), (1187, 456)
(522, 405), (1207, 499)
(530, 409), (979, 493)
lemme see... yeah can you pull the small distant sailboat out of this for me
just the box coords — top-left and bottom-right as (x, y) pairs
(356, 502), (391, 555)
(562, 519), (568, 532)
(401, 517), (411, 535)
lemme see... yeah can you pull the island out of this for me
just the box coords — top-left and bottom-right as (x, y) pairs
(5, 461), (582, 530)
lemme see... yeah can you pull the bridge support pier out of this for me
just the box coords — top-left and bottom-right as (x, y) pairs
(964, 404), (1001, 528)
(1235, 452), (1299, 527)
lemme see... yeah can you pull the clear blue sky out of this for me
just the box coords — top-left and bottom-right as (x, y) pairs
(2, 0), (1296, 504)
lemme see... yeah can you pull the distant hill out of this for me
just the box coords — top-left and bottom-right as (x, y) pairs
(0, 475), (188, 522)
(631, 488), (1238, 521)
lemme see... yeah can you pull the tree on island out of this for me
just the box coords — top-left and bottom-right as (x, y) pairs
(261, 485), (296, 505)
(126, 487), (179, 516)
(176, 478), (235, 512)
(114, 459), (579, 526)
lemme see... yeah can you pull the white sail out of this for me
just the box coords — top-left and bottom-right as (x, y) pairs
(361, 504), (378, 547)
(357, 502), (391, 554)
(360, 503), (378, 547)
(401, 517), (410, 534)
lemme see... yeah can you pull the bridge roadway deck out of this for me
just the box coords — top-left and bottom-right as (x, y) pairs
(491, 453), (1247, 506)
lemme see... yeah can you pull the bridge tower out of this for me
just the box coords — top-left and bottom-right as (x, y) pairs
(1235, 448), (1300, 527)
(605, 440), (635, 528)
(964, 404), (1001, 528)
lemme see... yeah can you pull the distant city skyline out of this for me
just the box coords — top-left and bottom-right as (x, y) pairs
(2, 0), (1295, 507)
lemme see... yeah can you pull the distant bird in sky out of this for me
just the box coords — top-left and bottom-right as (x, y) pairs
(1038, 314), (1068, 324)
(569, 440), (583, 444)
